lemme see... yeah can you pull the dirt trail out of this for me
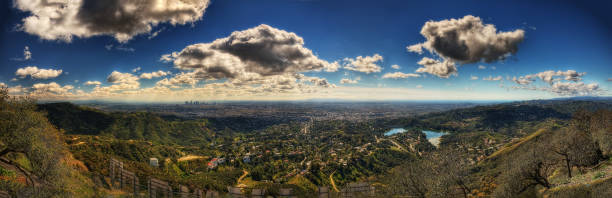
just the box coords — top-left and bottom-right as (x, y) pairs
(388, 139), (407, 152)
(330, 171), (339, 192)
(236, 169), (249, 187)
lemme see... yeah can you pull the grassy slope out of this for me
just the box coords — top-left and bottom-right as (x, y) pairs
(484, 128), (547, 161)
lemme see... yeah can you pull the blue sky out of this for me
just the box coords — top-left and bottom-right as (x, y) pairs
(0, 0), (610, 102)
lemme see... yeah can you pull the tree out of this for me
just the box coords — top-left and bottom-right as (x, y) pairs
(550, 128), (600, 178)
(384, 159), (429, 198)
(434, 149), (474, 198)
(384, 149), (473, 198)
(0, 87), (73, 196)
(587, 110), (612, 157)
(494, 138), (557, 197)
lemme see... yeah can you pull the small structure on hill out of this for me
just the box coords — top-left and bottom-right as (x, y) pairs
(149, 158), (159, 167)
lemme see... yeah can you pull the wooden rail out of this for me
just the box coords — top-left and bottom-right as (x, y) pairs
(108, 158), (375, 198)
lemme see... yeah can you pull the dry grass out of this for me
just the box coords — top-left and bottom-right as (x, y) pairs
(177, 155), (207, 162)
(485, 128), (546, 161)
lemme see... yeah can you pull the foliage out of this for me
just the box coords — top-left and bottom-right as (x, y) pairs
(0, 88), (99, 197)
(40, 102), (215, 145)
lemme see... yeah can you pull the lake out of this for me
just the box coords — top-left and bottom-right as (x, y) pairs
(423, 130), (447, 139)
(384, 128), (448, 147)
(383, 128), (406, 136)
(423, 130), (448, 147)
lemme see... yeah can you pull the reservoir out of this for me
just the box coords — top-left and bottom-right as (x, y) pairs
(383, 128), (406, 136)
(384, 128), (448, 147)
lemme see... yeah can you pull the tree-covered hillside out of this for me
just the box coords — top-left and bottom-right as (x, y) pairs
(39, 102), (215, 145)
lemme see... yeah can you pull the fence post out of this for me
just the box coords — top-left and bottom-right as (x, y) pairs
(318, 186), (329, 198)
(109, 159), (114, 189)
(120, 169), (124, 189)
(180, 185), (189, 198)
(194, 189), (202, 198)
(148, 179), (154, 198)
(133, 175), (139, 196)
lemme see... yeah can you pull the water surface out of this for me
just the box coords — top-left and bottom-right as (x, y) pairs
(384, 128), (448, 147)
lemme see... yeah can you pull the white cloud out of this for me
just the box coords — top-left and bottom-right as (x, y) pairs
(15, 66), (63, 79)
(549, 82), (599, 96)
(11, 46), (32, 61)
(15, 0), (211, 43)
(470, 75), (479, 80)
(160, 53), (175, 62)
(512, 76), (535, 85)
(164, 24), (338, 79)
(132, 67), (141, 73)
(416, 84), (423, 89)
(382, 72), (420, 79)
(391, 64), (401, 69)
(7, 85), (28, 95)
(97, 71), (140, 93)
(407, 15), (524, 78)
(155, 72), (199, 88)
(478, 65), (486, 70)
(415, 57), (457, 78)
(406, 44), (424, 54)
(483, 75), (503, 81)
(148, 27), (165, 40)
(149, 24), (339, 97)
(408, 15), (524, 64)
(84, 81), (101, 86)
(343, 54), (383, 74)
(512, 70), (585, 85)
(300, 76), (335, 88)
(105, 44), (135, 52)
(140, 70), (170, 79)
(107, 71), (138, 84)
(509, 69), (600, 96)
(31, 82), (73, 95)
(2, 83), (29, 95)
(23, 46), (32, 60)
(340, 78), (358, 84)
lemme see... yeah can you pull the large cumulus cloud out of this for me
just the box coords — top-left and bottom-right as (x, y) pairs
(408, 15), (524, 63)
(158, 24), (337, 94)
(15, 0), (210, 43)
(407, 15), (525, 78)
(163, 24), (339, 79)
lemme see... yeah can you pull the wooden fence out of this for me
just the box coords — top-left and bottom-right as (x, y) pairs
(109, 158), (377, 198)
(109, 158), (209, 198)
